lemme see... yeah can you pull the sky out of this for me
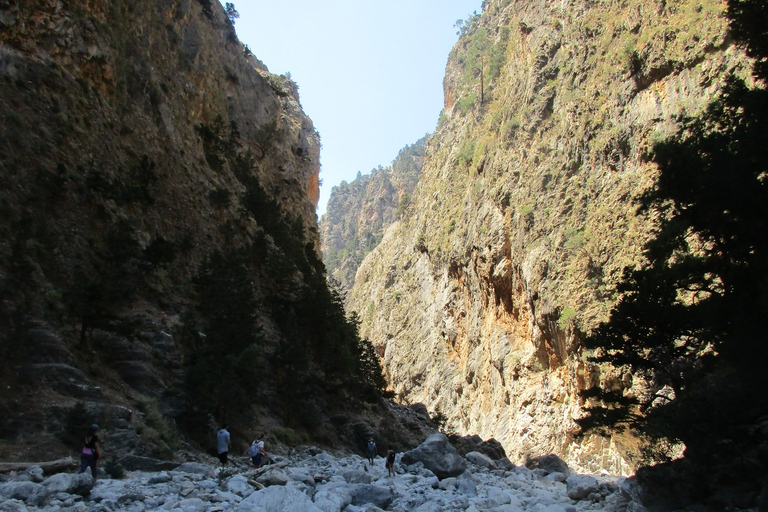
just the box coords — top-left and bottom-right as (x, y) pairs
(225, 0), (482, 216)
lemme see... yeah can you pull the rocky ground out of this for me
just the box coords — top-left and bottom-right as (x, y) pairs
(0, 433), (643, 512)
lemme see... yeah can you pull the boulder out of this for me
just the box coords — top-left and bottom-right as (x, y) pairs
(41, 472), (94, 496)
(496, 457), (516, 470)
(400, 433), (467, 479)
(313, 485), (352, 512)
(348, 484), (395, 509)
(340, 470), (372, 484)
(286, 469), (316, 489)
(256, 469), (290, 487)
(0, 480), (49, 506)
(237, 485), (323, 512)
(525, 454), (570, 476)
(174, 497), (207, 512)
(452, 434), (508, 460)
(24, 466), (44, 483)
(226, 475), (255, 498)
(465, 451), (496, 469)
(566, 474), (600, 500)
(147, 471), (172, 484)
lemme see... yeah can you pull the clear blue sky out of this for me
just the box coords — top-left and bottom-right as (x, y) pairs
(225, 1), (482, 216)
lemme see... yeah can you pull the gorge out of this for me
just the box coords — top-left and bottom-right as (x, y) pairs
(1, 0), (767, 510)
(323, 0), (760, 495)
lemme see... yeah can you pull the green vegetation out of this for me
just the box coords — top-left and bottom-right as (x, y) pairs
(456, 140), (476, 168)
(452, 12), (511, 113)
(557, 307), (577, 328)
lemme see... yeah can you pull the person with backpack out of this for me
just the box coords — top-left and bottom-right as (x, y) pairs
(78, 424), (101, 481)
(251, 433), (267, 467)
(366, 437), (376, 465)
(245, 438), (260, 467)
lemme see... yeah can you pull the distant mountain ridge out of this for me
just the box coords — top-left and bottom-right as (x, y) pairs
(321, 137), (426, 291)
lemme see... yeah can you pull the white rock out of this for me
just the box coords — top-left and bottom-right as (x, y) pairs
(41, 472), (93, 496)
(147, 471), (172, 484)
(25, 466), (45, 483)
(237, 485), (323, 512)
(313, 485), (352, 512)
(566, 474), (600, 500)
(0, 481), (49, 506)
(486, 485), (512, 504)
(226, 475), (255, 497)
(176, 497), (207, 512)
(465, 451), (496, 469)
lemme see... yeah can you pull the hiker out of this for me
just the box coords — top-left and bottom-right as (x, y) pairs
(244, 433), (266, 467)
(386, 447), (396, 477)
(254, 433), (267, 467)
(245, 439), (260, 467)
(366, 437), (376, 465)
(217, 424), (231, 465)
(78, 424), (101, 481)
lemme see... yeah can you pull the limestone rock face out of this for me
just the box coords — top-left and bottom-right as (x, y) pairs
(346, 0), (749, 474)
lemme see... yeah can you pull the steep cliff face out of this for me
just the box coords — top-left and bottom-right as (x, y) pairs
(0, 0), (399, 462)
(347, 0), (749, 474)
(321, 138), (425, 291)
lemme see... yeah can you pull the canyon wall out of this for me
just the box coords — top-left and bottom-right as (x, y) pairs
(343, 0), (749, 474)
(0, 0), (396, 461)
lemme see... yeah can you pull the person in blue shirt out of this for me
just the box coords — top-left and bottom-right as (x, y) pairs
(217, 424), (231, 465)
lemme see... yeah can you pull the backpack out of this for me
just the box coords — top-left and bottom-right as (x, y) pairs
(248, 443), (259, 457)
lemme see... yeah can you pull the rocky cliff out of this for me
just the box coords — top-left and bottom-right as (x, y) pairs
(321, 137), (425, 291)
(0, 0), (404, 463)
(345, 0), (750, 474)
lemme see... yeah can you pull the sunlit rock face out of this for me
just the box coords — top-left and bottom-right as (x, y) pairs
(346, 0), (747, 474)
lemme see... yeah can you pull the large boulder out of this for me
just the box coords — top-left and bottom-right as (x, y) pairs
(465, 451), (496, 470)
(525, 454), (570, 476)
(452, 434), (507, 460)
(237, 485), (323, 512)
(348, 484), (395, 509)
(566, 474), (600, 500)
(0, 480), (49, 506)
(41, 472), (93, 496)
(226, 475), (256, 498)
(400, 433), (467, 479)
(313, 485), (353, 512)
(340, 470), (372, 484)
(255, 469), (290, 487)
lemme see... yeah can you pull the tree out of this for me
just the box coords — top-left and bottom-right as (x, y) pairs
(578, 0), (768, 507)
(225, 3), (239, 25)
